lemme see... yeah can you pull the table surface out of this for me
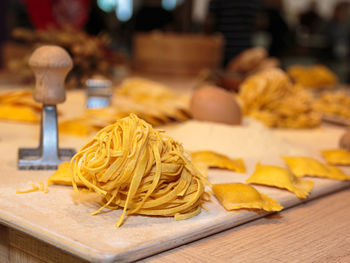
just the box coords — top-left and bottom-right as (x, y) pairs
(1, 187), (349, 263)
(141, 188), (350, 263)
(0, 79), (350, 263)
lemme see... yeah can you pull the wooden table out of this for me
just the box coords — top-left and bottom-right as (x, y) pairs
(141, 188), (350, 263)
(0, 79), (349, 263)
(1, 187), (349, 263)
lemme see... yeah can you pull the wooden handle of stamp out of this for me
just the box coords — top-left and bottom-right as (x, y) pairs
(29, 45), (73, 105)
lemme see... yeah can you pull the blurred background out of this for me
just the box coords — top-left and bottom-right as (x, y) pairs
(1, 0), (350, 85)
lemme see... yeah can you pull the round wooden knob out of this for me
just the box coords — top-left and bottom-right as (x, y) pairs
(29, 45), (73, 105)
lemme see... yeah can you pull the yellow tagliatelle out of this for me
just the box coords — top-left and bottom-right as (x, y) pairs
(246, 163), (314, 199)
(321, 149), (350, 166)
(283, 156), (350, 181)
(16, 184), (39, 194)
(71, 114), (209, 227)
(212, 183), (282, 211)
(191, 151), (246, 173)
(239, 68), (320, 128)
(314, 91), (350, 121)
(16, 182), (49, 194)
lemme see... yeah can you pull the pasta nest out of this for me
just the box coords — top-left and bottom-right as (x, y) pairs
(239, 68), (320, 128)
(71, 114), (209, 227)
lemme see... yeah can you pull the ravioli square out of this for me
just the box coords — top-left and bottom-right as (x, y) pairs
(283, 156), (350, 180)
(282, 156), (328, 177)
(212, 183), (282, 211)
(321, 149), (350, 166)
(246, 163), (313, 199)
(191, 151), (246, 173)
(324, 165), (350, 181)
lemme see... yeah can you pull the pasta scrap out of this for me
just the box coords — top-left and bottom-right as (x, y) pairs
(191, 151), (246, 173)
(16, 184), (39, 194)
(246, 163), (313, 199)
(16, 181), (49, 194)
(0, 104), (39, 123)
(71, 114), (209, 227)
(0, 90), (41, 123)
(48, 161), (85, 186)
(212, 183), (283, 211)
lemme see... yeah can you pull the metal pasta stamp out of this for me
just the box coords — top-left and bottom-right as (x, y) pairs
(18, 45), (76, 170)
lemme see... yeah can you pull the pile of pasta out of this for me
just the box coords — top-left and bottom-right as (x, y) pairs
(71, 114), (209, 227)
(287, 65), (338, 89)
(60, 78), (191, 137)
(115, 78), (190, 124)
(239, 68), (321, 128)
(314, 90), (350, 121)
(0, 89), (41, 123)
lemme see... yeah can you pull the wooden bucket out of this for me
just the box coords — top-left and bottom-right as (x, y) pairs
(133, 32), (224, 75)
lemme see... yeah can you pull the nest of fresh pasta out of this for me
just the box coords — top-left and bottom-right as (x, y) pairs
(71, 114), (209, 227)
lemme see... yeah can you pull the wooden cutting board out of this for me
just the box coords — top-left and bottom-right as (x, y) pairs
(0, 91), (349, 263)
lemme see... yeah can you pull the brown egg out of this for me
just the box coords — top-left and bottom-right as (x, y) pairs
(190, 85), (242, 125)
(339, 129), (350, 150)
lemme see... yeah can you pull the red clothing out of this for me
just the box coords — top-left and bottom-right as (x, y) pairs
(24, 0), (91, 30)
